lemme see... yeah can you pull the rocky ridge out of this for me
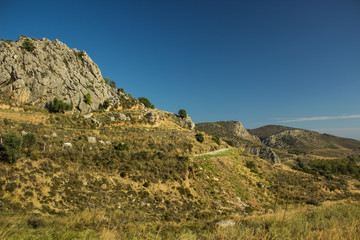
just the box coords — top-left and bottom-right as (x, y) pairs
(0, 37), (124, 112)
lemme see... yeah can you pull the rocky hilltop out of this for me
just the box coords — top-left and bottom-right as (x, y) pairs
(0, 36), (123, 112)
(249, 125), (360, 158)
(196, 121), (260, 143)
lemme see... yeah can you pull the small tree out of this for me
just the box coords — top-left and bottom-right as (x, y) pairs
(84, 93), (91, 105)
(0, 132), (23, 163)
(195, 133), (204, 143)
(102, 100), (110, 109)
(49, 98), (73, 113)
(178, 109), (187, 119)
(138, 97), (154, 109)
(22, 39), (36, 52)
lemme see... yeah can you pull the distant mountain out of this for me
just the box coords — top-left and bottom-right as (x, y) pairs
(248, 125), (360, 158)
(247, 125), (299, 139)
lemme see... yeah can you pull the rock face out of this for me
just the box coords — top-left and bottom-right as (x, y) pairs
(0, 37), (123, 112)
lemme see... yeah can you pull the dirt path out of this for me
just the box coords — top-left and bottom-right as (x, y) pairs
(192, 148), (229, 157)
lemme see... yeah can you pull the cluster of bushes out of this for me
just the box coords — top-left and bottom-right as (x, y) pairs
(103, 78), (116, 89)
(0, 132), (37, 163)
(48, 98), (73, 113)
(138, 97), (154, 109)
(294, 157), (360, 180)
(22, 39), (36, 52)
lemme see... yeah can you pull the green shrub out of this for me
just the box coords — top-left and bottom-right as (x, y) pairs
(75, 51), (85, 59)
(195, 133), (204, 143)
(102, 100), (110, 109)
(178, 109), (187, 119)
(84, 93), (91, 105)
(48, 98), (73, 113)
(0, 132), (23, 163)
(138, 97), (154, 108)
(22, 39), (36, 52)
(114, 143), (128, 151)
(245, 161), (256, 170)
(23, 133), (37, 149)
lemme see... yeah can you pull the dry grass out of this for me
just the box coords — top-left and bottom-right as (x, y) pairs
(1, 202), (359, 239)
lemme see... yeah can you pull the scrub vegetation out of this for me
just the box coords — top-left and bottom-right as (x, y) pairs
(0, 101), (360, 239)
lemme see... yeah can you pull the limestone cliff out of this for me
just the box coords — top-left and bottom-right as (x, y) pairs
(0, 36), (124, 112)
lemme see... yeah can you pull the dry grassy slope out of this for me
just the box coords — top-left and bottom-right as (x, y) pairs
(1, 106), (360, 224)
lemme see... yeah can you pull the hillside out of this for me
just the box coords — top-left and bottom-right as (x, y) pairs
(249, 125), (360, 158)
(1, 37), (360, 239)
(196, 121), (280, 163)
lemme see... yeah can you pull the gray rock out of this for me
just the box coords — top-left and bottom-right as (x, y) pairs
(0, 37), (125, 112)
(105, 141), (112, 145)
(83, 113), (93, 119)
(98, 140), (105, 145)
(62, 142), (72, 149)
(113, 112), (130, 122)
(145, 111), (160, 123)
(109, 116), (116, 122)
(216, 220), (235, 227)
(176, 115), (196, 131)
(87, 136), (97, 143)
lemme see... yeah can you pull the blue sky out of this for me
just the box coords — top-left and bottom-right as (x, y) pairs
(1, 0), (360, 139)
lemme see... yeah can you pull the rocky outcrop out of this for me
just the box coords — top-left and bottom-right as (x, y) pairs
(246, 146), (280, 164)
(177, 116), (196, 131)
(0, 37), (125, 112)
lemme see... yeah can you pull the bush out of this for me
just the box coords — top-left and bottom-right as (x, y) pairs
(84, 93), (91, 105)
(102, 100), (110, 109)
(245, 161), (256, 170)
(195, 133), (204, 143)
(75, 51), (85, 59)
(48, 98), (73, 113)
(22, 39), (36, 52)
(114, 143), (128, 151)
(178, 109), (187, 119)
(0, 132), (23, 163)
(23, 133), (37, 149)
(138, 97), (154, 108)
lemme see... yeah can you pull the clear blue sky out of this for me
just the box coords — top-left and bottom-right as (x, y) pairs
(1, 0), (360, 139)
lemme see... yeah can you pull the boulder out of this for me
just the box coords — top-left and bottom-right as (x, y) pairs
(87, 136), (97, 143)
